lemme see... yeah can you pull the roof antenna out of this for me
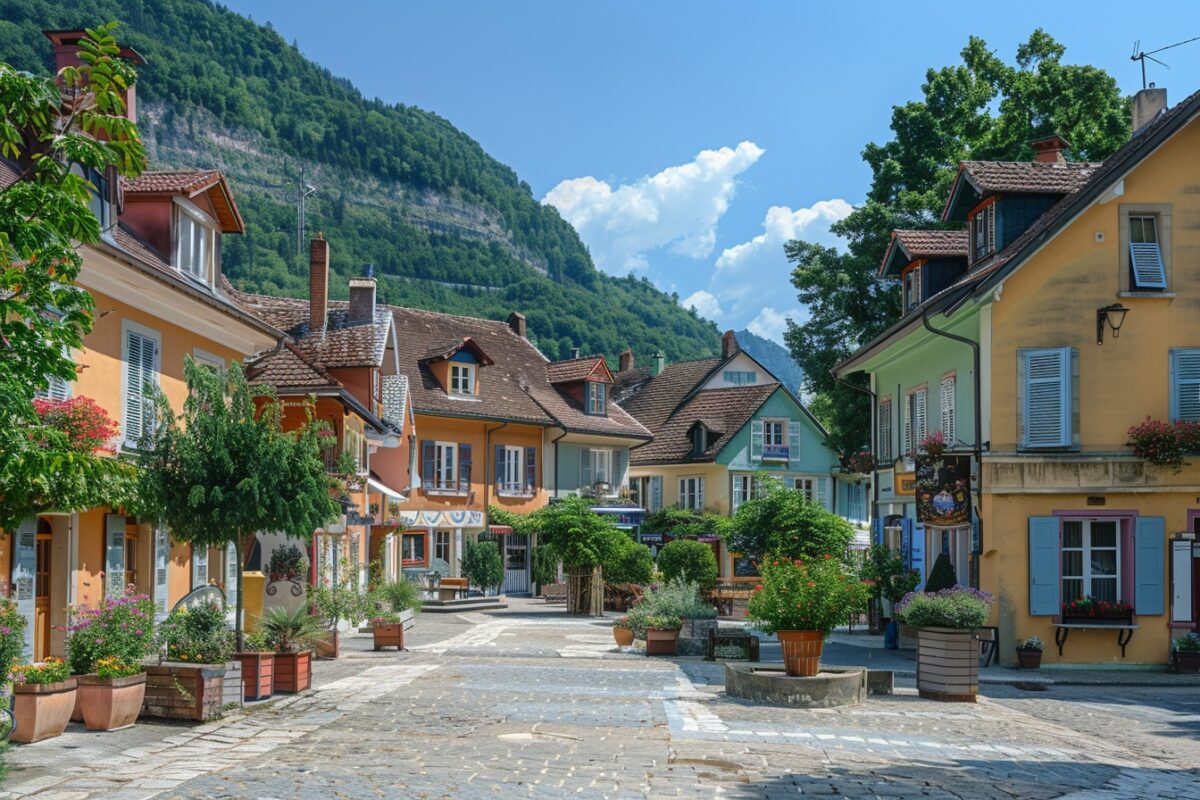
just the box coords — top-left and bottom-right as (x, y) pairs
(1131, 35), (1200, 89)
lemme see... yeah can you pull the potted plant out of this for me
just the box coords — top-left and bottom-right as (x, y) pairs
(612, 617), (634, 647)
(1016, 636), (1044, 669)
(371, 610), (406, 651)
(309, 556), (372, 659)
(895, 585), (994, 702)
(1060, 597), (1134, 625)
(623, 580), (717, 656)
(644, 615), (683, 655)
(1173, 632), (1200, 673)
(66, 588), (156, 729)
(860, 544), (919, 646)
(234, 631), (276, 701)
(10, 657), (76, 743)
(748, 555), (870, 677)
(77, 657), (147, 731)
(145, 601), (234, 721)
(266, 543), (307, 597)
(261, 606), (322, 693)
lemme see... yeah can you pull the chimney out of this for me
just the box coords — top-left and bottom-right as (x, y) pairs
(309, 234), (329, 334)
(618, 347), (634, 373)
(1131, 86), (1168, 134)
(570, 347), (580, 359)
(348, 264), (376, 325)
(44, 30), (143, 123)
(507, 311), (526, 338)
(1029, 134), (1070, 164)
(651, 351), (665, 377)
(722, 330), (739, 358)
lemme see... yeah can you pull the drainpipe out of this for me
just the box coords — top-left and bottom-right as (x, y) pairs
(549, 429), (569, 498)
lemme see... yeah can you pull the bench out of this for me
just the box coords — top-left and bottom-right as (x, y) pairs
(437, 578), (470, 602)
(542, 582), (568, 604)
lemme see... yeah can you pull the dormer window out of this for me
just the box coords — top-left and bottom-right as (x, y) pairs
(450, 363), (475, 395)
(971, 202), (995, 262)
(903, 265), (923, 311)
(174, 200), (217, 283)
(585, 381), (607, 416)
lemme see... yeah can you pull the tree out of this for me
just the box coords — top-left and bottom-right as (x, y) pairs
(460, 540), (503, 594)
(602, 536), (654, 586)
(137, 358), (340, 648)
(784, 30), (1129, 454)
(526, 496), (632, 614)
(727, 480), (855, 563)
(656, 539), (718, 589)
(0, 23), (144, 532)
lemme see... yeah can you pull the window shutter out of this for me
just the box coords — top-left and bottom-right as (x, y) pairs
(124, 332), (145, 442)
(420, 440), (434, 488)
(899, 518), (914, 583)
(580, 449), (593, 490)
(872, 516), (883, 546)
(226, 541), (238, 613)
(192, 544), (208, 590)
(494, 445), (505, 490)
(36, 373), (72, 402)
(816, 477), (830, 510)
(911, 521), (925, 591)
(1134, 516), (1165, 615)
(154, 527), (169, 620)
(987, 204), (996, 253)
(878, 401), (892, 462)
(678, 478), (687, 506)
(1023, 348), (1071, 448)
(787, 421), (801, 464)
(525, 447), (537, 492)
(1028, 516), (1060, 616)
(650, 475), (662, 511)
(697, 477), (705, 510)
(940, 376), (956, 444)
(1170, 349), (1200, 422)
(458, 443), (472, 490)
(1172, 539), (1195, 624)
(1129, 242), (1167, 289)
(914, 390), (927, 445)
(105, 514), (126, 598)
(750, 420), (763, 461)
(13, 518), (37, 660)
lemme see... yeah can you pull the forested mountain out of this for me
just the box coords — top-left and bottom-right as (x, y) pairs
(734, 330), (806, 394)
(0, 0), (721, 362)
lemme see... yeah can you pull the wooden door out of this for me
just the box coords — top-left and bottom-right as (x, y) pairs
(34, 530), (51, 661)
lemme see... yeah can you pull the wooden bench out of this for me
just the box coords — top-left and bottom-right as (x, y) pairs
(542, 582), (568, 604)
(437, 577), (470, 601)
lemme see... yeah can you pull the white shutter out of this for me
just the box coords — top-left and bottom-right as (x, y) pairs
(696, 477), (705, 510)
(678, 478), (687, 507)
(787, 421), (801, 464)
(580, 449), (593, 491)
(105, 514), (126, 598)
(124, 330), (158, 444)
(914, 389), (927, 444)
(903, 395), (913, 454)
(1171, 349), (1200, 423)
(35, 374), (72, 402)
(13, 519), (37, 661)
(226, 541), (238, 611)
(878, 400), (892, 462)
(192, 544), (208, 590)
(750, 420), (763, 462)
(1024, 349), (1071, 448)
(650, 475), (662, 511)
(154, 527), (169, 619)
(940, 376), (956, 445)
(816, 478), (830, 510)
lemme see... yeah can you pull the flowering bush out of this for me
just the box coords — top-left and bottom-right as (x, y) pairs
(1019, 636), (1044, 652)
(93, 656), (140, 680)
(843, 450), (875, 475)
(625, 579), (715, 637)
(895, 585), (993, 630)
(33, 396), (119, 452)
(1126, 417), (1200, 472)
(918, 430), (946, 459)
(1060, 597), (1133, 620)
(612, 616), (632, 630)
(747, 554), (871, 636)
(1173, 632), (1200, 653)
(66, 587), (155, 675)
(158, 601), (234, 664)
(0, 599), (28, 680)
(644, 615), (682, 630)
(11, 656), (70, 685)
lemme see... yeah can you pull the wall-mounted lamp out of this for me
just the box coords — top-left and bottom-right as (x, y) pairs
(1097, 303), (1129, 345)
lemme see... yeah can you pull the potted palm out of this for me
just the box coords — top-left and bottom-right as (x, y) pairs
(309, 556), (372, 659)
(1016, 636), (1044, 669)
(1173, 633), (1200, 673)
(748, 555), (870, 677)
(10, 657), (76, 743)
(234, 631), (276, 701)
(895, 585), (993, 702)
(261, 606), (323, 693)
(370, 575), (421, 651)
(643, 615), (683, 655)
(67, 588), (156, 731)
(612, 617), (635, 647)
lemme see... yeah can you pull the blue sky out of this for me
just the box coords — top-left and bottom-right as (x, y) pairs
(226, 1), (1200, 342)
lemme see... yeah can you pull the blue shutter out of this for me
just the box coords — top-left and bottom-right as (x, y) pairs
(458, 444), (472, 491)
(911, 521), (925, 591)
(1028, 516), (1061, 616)
(1129, 242), (1166, 289)
(421, 440), (434, 488)
(750, 420), (763, 462)
(1022, 348), (1072, 448)
(900, 517), (913, 569)
(1169, 349), (1200, 423)
(650, 475), (662, 511)
(494, 445), (505, 491)
(1134, 516), (1165, 615)
(525, 447), (537, 493)
(872, 516), (883, 546)
(580, 449), (592, 490)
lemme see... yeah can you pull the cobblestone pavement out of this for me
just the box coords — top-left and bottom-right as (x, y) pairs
(3, 601), (1198, 799)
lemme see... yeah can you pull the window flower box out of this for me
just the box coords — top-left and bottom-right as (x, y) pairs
(1060, 598), (1134, 626)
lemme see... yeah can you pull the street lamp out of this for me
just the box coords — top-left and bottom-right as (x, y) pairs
(1097, 304), (1129, 345)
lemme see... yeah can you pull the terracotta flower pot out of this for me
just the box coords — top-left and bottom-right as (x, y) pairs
(274, 650), (312, 693)
(1016, 648), (1043, 669)
(613, 627), (634, 647)
(645, 627), (680, 656)
(235, 652), (275, 700)
(777, 630), (824, 677)
(373, 623), (404, 651)
(77, 673), (147, 731)
(12, 678), (78, 743)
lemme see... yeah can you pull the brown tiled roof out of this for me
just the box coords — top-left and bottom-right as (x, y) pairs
(614, 366), (652, 401)
(618, 358), (721, 433)
(525, 370), (651, 439)
(893, 229), (968, 258)
(420, 337), (494, 366)
(112, 223), (171, 275)
(547, 355), (609, 384)
(630, 384), (778, 465)
(244, 342), (339, 389)
(958, 160), (1101, 195)
(123, 170), (222, 195)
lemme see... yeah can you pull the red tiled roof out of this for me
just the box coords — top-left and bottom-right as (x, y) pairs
(957, 160), (1102, 195)
(618, 358), (721, 433)
(893, 229), (968, 258)
(244, 342), (340, 389)
(122, 170), (222, 195)
(547, 355), (610, 384)
(629, 384), (778, 465)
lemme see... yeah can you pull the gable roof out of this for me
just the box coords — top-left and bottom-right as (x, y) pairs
(419, 337), (495, 366)
(629, 384), (778, 465)
(879, 229), (968, 277)
(942, 159), (1102, 222)
(244, 341), (340, 390)
(547, 355), (614, 384)
(122, 169), (245, 233)
(618, 357), (722, 433)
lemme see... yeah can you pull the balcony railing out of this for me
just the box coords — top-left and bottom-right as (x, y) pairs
(424, 478), (471, 496)
(761, 443), (790, 461)
(496, 481), (535, 498)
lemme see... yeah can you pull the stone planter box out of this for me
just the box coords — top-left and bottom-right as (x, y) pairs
(142, 663), (226, 721)
(235, 652), (275, 700)
(724, 664), (865, 708)
(916, 627), (978, 702)
(78, 673), (147, 731)
(274, 650), (312, 693)
(12, 678), (77, 743)
(373, 623), (404, 651)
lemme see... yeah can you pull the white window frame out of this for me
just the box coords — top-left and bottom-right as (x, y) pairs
(585, 382), (607, 415)
(904, 264), (923, 311)
(731, 474), (752, 511)
(589, 448), (614, 487)
(679, 476), (705, 511)
(120, 319), (161, 448)
(794, 477), (816, 503)
(498, 445), (524, 495)
(1061, 519), (1121, 603)
(940, 375), (956, 446)
(450, 363), (475, 395)
(433, 442), (458, 490)
(192, 347), (225, 372)
(761, 419), (789, 461)
(401, 532), (426, 565)
(173, 198), (217, 284)
(724, 370), (756, 385)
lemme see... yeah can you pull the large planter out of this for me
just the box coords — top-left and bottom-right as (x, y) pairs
(235, 652), (275, 700)
(142, 663), (226, 721)
(222, 660), (244, 710)
(1016, 648), (1043, 670)
(373, 623), (404, 651)
(1175, 651), (1200, 673)
(613, 626), (634, 647)
(916, 627), (978, 702)
(645, 627), (680, 656)
(777, 630), (824, 677)
(316, 629), (340, 660)
(274, 650), (312, 693)
(12, 678), (78, 743)
(78, 673), (147, 731)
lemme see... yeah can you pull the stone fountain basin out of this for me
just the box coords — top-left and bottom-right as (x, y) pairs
(724, 663), (866, 708)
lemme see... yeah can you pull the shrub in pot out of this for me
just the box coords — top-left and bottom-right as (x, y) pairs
(309, 561), (373, 660)
(11, 657), (75, 743)
(235, 631), (276, 701)
(612, 617), (634, 647)
(371, 610), (406, 651)
(78, 657), (147, 731)
(748, 555), (870, 677)
(1016, 636), (1044, 669)
(1173, 632), (1200, 673)
(461, 540), (504, 596)
(261, 606), (323, 693)
(860, 545), (920, 648)
(376, 577), (423, 614)
(625, 579), (716, 649)
(895, 585), (993, 702)
(644, 615), (682, 656)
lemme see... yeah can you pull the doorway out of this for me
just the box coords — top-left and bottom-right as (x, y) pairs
(502, 534), (530, 595)
(34, 518), (51, 661)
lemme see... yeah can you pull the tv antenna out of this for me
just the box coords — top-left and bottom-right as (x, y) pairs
(1131, 35), (1200, 89)
(284, 163), (317, 256)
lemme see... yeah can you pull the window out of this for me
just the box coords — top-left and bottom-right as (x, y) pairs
(877, 398), (893, 462)
(434, 531), (451, 565)
(903, 388), (927, 456)
(1019, 348), (1074, 449)
(904, 265), (923, 311)
(679, 476), (705, 510)
(1170, 349), (1200, 423)
(175, 202), (216, 282)
(585, 381), (607, 415)
(940, 375), (956, 446)
(450, 363), (475, 395)
(761, 419), (788, 461)
(971, 203), (995, 262)
(122, 324), (160, 446)
(401, 533), (426, 565)
(794, 477), (816, 503)
(191, 542), (208, 590)
(1061, 520), (1120, 603)
(434, 442), (457, 490)
(724, 370), (756, 385)
(847, 484), (866, 523)
(731, 474), (752, 511)
(496, 445), (534, 496)
(581, 448), (616, 494)
(630, 476), (662, 511)
(344, 426), (368, 474)
(1128, 215), (1166, 289)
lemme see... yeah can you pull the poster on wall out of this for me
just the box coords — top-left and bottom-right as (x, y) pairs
(916, 455), (971, 526)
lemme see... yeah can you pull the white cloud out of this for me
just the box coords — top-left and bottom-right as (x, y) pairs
(680, 289), (722, 320)
(543, 141), (765, 274)
(716, 200), (853, 272)
(748, 307), (797, 342)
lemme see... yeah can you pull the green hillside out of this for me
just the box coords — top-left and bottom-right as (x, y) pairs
(0, 0), (720, 362)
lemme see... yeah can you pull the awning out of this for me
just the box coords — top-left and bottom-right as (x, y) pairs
(366, 477), (407, 500)
(488, 524), (514, 534)
(393, 509), (485, 529)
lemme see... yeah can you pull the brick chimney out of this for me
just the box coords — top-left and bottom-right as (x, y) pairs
(651, 351), (665, 377)
(309, 234), (329, 334)
(618, 347), (634, 373)
(722, 330), (739, 358)
(44, 30), (143, 123)
(348, 264), (376, 325)
(1131, 86), (1168, 134)
(507, 311), (526, 338)
(1029, 135), (1070, 164)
